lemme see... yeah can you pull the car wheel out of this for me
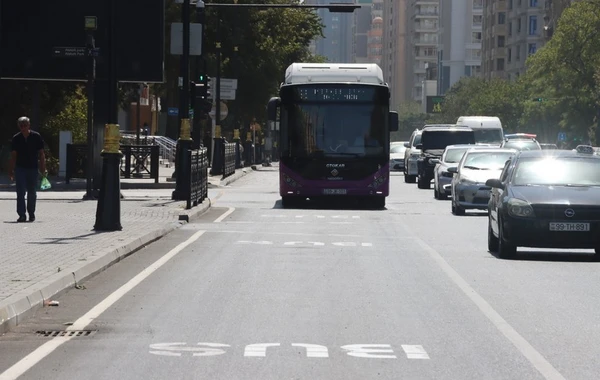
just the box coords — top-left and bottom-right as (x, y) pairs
(417, 176), (430, 189)
(438, 187), (448, 200)
(497, 216), (517, 259)
(405, 174), (416, 183)
(452, 198), (465, 215)
(487, 216), (499, 252)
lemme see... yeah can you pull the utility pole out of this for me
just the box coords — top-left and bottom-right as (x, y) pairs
(83, 16), (98, 200)
(94, 0), (122, 231)
(172, 0), (194, 200)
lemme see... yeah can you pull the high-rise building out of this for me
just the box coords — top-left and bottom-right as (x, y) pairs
(408, 0), (440, 104)
(304, 0), (353, 63)
(382, 0), (410, 109)
(352, 0), (383, 63)
(437, 0), (484, 94)
(482, 0), (574, 81)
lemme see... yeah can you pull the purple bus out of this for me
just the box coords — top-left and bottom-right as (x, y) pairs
(267, 63), (398, 208)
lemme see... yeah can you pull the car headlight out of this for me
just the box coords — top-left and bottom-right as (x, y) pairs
(507, 198), (535, 218)
(458, 177), (477, 185)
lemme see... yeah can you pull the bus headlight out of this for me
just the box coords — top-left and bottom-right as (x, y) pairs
(282, 174), (300, 188)
(368, 175), (387, 188)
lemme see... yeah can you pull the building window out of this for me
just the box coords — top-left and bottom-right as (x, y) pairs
(508, 22), (512, 36)
(517, 18), (522, 33)
(473, 15), (483, 27)
(497, 58), (505, 71)
(528, 43), (537, 55)
(473, 0), (483, 9)
(529, 0), (538, 6)
(509, 0), (513, 9)
(516, 45), (521, 61)
(497, 35), (505, 47)
(472, 32), (482, 43)
(529, 15), (537, 35)
(498, 12), (506, 25)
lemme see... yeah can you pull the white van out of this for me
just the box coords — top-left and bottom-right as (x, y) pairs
(456, 116), (504, 146)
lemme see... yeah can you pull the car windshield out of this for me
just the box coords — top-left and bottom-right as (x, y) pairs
(390, 145), (406, 154)
(513, 157), (600, 186)
(502, 140), (540, 151)
(462, 151), (514, 170)
(444, 148), (469, 163)
(473, 129), (503, 144)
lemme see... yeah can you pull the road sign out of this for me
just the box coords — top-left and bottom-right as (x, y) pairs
(170, 23), (203, 56)
(168, 107), (179, 116)
(209, 102), (228, 120)
(426, 96), (445, 113)
(219, 89), (236, 100)
(52, 47), (86, 57)
(210, 77), (238, 90)
(558, 132), (567, 142)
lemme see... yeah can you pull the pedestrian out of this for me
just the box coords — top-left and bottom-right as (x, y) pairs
(8, 116), (46, 222)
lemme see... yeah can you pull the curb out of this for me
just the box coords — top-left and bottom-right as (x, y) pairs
(0, 198), (211, 335)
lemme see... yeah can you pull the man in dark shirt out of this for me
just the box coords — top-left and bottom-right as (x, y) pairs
(8, 116), (46, 222)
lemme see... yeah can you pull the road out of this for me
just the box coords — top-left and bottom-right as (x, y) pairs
(2, 166), (600, 380)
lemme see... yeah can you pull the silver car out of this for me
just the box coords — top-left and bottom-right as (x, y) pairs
(449, 148), (516, 215)
(403, 130), (422, 183)
(432, 144), (490, 200)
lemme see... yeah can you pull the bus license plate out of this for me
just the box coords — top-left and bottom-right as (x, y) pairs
(549, 222), (590, 232)
(323, 189), (347, 195)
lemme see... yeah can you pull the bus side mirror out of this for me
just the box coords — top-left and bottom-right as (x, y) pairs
(267, 97), (281, 122)
(389, 111), (399, 132)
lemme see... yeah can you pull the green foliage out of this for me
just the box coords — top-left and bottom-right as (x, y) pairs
(42, 86), (88, 153)
(393, 101), (427, 140)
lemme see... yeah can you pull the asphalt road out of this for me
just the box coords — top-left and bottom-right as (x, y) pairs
(1, 166), (600, 380)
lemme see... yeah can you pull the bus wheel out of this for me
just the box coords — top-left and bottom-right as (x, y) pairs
(282, 196), (302, 208)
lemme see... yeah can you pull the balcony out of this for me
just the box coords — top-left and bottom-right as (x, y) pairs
(492, 0), (507, 12)
(493, 25), (507, 35)
(491, 48), (507, 58)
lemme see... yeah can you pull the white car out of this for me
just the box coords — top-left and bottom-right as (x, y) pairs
(432, 144), (490, 200)
(449, 148), (516, 215)
(403, 130), (422, 183)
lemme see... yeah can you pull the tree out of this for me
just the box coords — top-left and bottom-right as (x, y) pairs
(42, 86), (88, 153)
(430, 77), (524, 130)
(394, 101), (427, 140)
(525, 0), (600, 144)
(158, 0), (324, 139)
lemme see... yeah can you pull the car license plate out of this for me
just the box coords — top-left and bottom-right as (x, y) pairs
(549, 222), (590, 232)
(323, 189), (347, 195)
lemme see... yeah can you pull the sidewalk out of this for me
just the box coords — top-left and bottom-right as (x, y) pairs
(0, 166), (256, 334)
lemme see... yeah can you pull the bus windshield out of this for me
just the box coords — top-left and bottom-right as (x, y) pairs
(280, 85), (389, 158)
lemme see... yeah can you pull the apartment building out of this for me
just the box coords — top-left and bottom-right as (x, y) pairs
(482, 0), (574, 80)
(409, 0), (440, 103)
(352, 0), (383, 63)
(382, 0), (410, 109)
(437, 0), (484, 94)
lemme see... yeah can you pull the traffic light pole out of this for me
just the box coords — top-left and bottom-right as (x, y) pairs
(172, 0), (194, 201)
(94, 0), (122, 231)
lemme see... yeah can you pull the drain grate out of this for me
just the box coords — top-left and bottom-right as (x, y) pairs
(36, 330), (97, 338)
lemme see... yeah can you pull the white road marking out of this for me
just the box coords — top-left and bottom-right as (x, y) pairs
(0, 230), (207, 380)
(308, 242), (326, 246)
(411, 237), (566, 379)
(341, 344), (397, 359)
(148, 342), (229, 357)
(235, 241), (373, 247)
(361, 243), (373, 247)
(333, 242), (357, 247)
(401, 345), (430, 359)
(192, 343), (230, 357)
(261, 215), (360, 219)
(214, 207), (235, 223)
(292, 344), (329, 358)
(244, 343), (280, 357)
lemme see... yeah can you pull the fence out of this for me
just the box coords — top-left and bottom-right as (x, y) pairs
(223, 142), (236, 179)
(65, 143), (159, 184)
(120, 145), (160, 183)
(186, 148), (209, 210)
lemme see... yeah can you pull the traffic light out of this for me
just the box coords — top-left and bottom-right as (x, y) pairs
(190, 81), (212, 113)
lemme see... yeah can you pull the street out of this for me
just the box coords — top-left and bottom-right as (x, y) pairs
(1, 166), (600, 380)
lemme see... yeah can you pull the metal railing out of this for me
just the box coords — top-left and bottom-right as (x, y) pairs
(121, 133), (176, 164)
(223, 142), (236, 179)
(186, 148), (209, 209)
(120, 145), (160, 183)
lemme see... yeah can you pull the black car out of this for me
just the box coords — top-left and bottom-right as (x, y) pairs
(415, 126), (475, 189)
(486, 150), (600, 258)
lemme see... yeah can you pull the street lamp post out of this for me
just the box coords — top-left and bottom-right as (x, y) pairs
(172, 0), (194, 201)
(83, 16), (97, 201)
(94, 0), (122, 231)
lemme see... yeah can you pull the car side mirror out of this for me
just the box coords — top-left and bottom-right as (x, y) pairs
(403, 142), (410, 148)
(430, 158), (440, 164)
(486, 179), (504, 189)
(447, 166), (458, 174)
(415, 144), (423, 150)
(389, 111), (399, 132)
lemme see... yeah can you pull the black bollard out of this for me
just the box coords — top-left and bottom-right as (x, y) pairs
(210, 136), (224, 175)
(94, 123), (123, 231)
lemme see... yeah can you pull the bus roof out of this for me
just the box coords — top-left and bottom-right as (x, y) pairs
(284, 63), (385, 85)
